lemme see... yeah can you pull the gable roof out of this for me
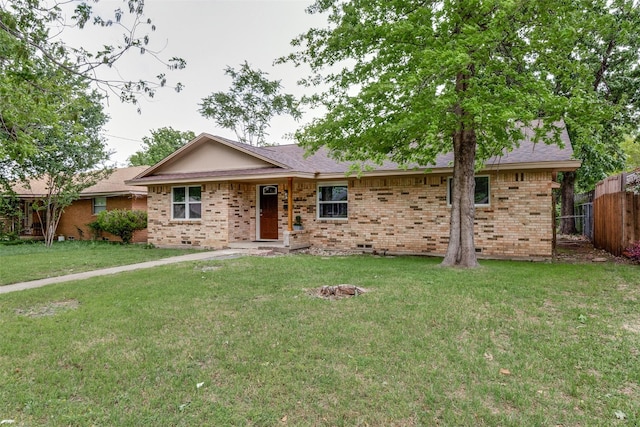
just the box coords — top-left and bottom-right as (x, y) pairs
(12, 166), (149, 198)
(128, 122), (580, 185)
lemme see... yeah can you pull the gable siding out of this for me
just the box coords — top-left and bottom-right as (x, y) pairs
(155, 142), (275, 174)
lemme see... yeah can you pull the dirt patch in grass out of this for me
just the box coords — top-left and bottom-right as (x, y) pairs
(555, 235), (633, 264)
(622, 321), (640, 334)
(15, 299), (80, 318)
(297, 248), (361, 257)
(308, 285), (369, 300)
(619, 383), (639, 397)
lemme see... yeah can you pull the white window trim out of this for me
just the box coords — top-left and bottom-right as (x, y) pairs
(93, 197), (107, 215)
(171, 185), (202, 220)
(447, 175), (491, 207)
(317, 181), (348, 220)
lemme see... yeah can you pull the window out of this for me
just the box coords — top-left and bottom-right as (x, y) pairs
(318, 182), (348, 219)
(172, 186), (202, 219)
(93, 197), (107, 214)
(447, 176), (490, 206)
(262, 185), (278, 195)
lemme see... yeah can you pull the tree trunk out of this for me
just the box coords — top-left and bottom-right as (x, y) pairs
(441, 69), (479, 268)
(44, 202), (56, 247)
(560, 171), (577, 235)
(442, 126), (479, 267)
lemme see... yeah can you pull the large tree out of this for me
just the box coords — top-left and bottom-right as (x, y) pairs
(558, 0), (639, 234)
(128, 127), (195, 166)
(18, 81), (111, 247)
(284, 0), (634, 267)
(1, 0), (185, 174)
(199, 61), (301, 146)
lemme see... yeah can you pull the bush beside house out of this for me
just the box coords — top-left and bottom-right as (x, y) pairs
(89, 209), (148, 244)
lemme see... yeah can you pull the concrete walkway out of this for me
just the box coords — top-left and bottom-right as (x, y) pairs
(0, 249), (250, 295)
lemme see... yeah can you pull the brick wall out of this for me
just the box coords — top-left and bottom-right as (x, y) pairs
(228, 183), (255, 242)
(289, 172), (555, 258)
(144, 171), (556, 257)
(56, 199), (94, 240)
(147, 183), (231, 248)
(56, 195), (148, 243)
(130, 195), (149, 243)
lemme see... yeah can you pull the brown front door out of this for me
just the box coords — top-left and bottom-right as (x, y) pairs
(259, 185), (278, 240)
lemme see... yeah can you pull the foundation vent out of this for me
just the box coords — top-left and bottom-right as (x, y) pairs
(356, 243), (373, 249)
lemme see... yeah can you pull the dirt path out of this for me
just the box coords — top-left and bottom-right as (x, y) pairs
(554, 235), (633, 264)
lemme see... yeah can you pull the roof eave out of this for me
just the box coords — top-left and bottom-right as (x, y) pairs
(79, 191), (147, 197)
(127, 160), (581, 185)
(13, 190), (147, 199)
(483, 160), (582, 172)
(127, 171), (316, 186)
(313, 160), (582, 180)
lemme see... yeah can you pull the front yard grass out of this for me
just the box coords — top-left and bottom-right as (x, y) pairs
(0, 255), (638, 425)
(0, 241), (198, 286)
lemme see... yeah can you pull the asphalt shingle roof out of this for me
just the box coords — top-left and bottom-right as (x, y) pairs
(213, 121), (574, 172)
(130, 121), (578, 184)
(12, 166), (149, 197)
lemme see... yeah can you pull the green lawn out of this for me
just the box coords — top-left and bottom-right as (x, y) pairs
(0, 241), (198, 285)
(0, 254), (638, 426)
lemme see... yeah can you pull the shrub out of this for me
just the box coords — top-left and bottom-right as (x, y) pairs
(86, 219), (104, 240)
(622, 241), (640, 263)
(0, 223), (19, 242)
(93, 209), (147, 244)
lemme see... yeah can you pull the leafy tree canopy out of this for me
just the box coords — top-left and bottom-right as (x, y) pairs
(128, 127), (196, 166)
(560, 0), (640, 193)
(621, 135), (640, 171)
(1, 0), (185, 170)
(283, 0), (639, 266)
(17, 81), (112, 247)
(199, 61), (301, 146)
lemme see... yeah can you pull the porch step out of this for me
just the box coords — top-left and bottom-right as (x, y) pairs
(227, 241), (310, 252)
(227, 241), (284, 249)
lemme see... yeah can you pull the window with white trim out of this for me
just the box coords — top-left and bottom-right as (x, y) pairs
(317, 182), (348, 219)
(93, 197), (107, 214)
(447, 176), (490, 206)
(172, 186), (202, 219)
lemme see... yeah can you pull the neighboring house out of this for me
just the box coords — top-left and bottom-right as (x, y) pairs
(9, 166), (149, 243)
(127, 124), (580, 258)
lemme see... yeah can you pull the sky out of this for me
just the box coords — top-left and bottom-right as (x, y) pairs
(61, 0), (327, 166)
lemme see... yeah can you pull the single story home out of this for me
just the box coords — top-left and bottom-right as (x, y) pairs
(8, 166), (148, 243)
(127, 125), (580, 258)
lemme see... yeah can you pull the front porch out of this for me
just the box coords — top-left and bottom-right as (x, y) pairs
(1, 199), (44, 239)
(227, 230), (311, 252)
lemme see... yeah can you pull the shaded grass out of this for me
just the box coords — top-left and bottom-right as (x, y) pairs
(0, 255), (638, 425)
(0, 241), (198, 285)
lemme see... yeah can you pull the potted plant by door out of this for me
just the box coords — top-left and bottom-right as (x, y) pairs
(293, 215), (303, 231)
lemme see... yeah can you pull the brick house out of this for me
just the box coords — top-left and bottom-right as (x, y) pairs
(127, 124), (580, 258)
(10, 166), (148, 243)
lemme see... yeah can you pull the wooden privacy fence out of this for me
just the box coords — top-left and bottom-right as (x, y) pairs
(593, 173), (640, 256)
